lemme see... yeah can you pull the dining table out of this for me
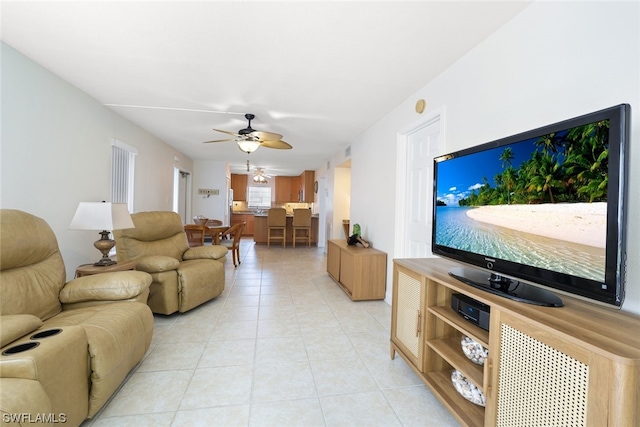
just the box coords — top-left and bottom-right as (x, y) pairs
(207, 224), (230, 245)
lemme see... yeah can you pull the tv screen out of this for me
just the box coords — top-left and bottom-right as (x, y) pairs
(432, 104), (630, 307)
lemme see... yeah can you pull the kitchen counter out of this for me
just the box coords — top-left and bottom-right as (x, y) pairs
(231, 213), (255, 236)
(253, 213), (319, 218)
(253, 215), (319, 245)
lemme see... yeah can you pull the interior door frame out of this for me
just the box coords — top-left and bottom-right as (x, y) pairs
(173, 167), (192, 224)
(394, 106), (445, 258)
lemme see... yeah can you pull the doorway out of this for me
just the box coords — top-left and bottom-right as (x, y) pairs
(395, 109), (444, 258)
(317, 176), (328, 248)
(173, 168), (191, 224)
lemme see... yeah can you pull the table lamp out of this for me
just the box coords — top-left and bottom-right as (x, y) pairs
(69, 202), (135, 266)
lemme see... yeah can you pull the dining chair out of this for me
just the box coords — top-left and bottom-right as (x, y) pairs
(204, 219), (225, 243)
(184, 224), (209, 247)
(220, 222), (245, 267)
(292, 208), (312, 247)
(267, 208), (287, 248)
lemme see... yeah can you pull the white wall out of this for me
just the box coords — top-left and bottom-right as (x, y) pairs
(315, 152), (353, 244)
(192, 160), (229, 222)
(344, 1), (640, 314)
(333, 167), (351, 240)
(1, 42), (194, 280)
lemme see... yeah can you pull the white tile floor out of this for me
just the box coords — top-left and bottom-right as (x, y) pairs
(84, 239), (460, 427)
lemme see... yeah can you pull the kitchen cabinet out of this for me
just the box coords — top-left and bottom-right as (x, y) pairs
(274, 172), (315, 202)
(231, 174), (247, 201)
(289, 175), (301, 201)
(391, 257), (640, 427)
(300, 170), (315, 203)
(231, 214), (254, 236)
(326, 239), (386, 300)
(274, 176), (291, 202)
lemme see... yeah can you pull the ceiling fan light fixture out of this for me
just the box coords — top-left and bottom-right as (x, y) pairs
(237, 139), (260, 153)
(253, 175), (268, 184)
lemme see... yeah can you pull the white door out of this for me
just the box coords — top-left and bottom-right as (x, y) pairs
(177, 171), (190, 224)
(395, 110), (444, 258)
(317, 177), (327, 248)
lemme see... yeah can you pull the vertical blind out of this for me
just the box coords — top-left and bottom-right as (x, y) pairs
(111, 140), (137, 212)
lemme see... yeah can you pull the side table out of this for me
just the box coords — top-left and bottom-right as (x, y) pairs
(75, 260), (137, 278)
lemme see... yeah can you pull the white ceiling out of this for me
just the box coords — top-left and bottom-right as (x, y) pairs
(1, 1), (532, 176)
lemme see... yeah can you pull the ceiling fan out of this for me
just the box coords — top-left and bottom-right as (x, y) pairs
(204, 113), (292, 153)
(102, 105), (293, 154)
(252, 167), (272, 183)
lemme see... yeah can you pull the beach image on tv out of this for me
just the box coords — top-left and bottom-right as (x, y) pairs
(435, 119), (610, 283)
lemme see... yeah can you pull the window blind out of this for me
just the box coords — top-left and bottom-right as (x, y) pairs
(111, 139), (137, 212)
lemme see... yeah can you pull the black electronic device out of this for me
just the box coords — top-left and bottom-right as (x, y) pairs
(433, 104), (630, 307)
(451, 293), (490, 331)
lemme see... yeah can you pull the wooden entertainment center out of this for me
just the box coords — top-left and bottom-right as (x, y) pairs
(391, 257), (640, 427)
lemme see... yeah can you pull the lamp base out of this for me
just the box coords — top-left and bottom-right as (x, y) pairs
(93, 257), (117, 267)
(93, 230), (117, 267)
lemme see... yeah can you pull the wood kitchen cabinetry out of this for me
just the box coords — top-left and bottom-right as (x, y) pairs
(274, 171), (315, 202)
(274, 176), (291, 202)
(231, 214), (254, 236)
(274, 175), (300, 202)
(326, 239), (386, 301)
(289, 175), (301, 201)
(300, 170), (315, 203)
(391, 258), (640, 427)
(231, 174), (247, 201)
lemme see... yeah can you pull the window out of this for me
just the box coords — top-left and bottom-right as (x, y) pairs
(247, 186), (271, 209)
(111, 139), (137, 212)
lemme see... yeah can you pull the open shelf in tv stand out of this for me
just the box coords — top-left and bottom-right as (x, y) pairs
(390, 257), (640, 427)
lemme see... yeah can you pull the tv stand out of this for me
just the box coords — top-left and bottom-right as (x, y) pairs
(488, 273), (514, 291)
(449, 267), (563, 307)
(390, 258), (640, 427)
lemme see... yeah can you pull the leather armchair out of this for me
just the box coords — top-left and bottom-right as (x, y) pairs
(0, 209), (154, 426)
(113, 211), (227, 315)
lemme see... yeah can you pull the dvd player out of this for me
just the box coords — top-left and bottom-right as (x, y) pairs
(451, 293), (490, 331)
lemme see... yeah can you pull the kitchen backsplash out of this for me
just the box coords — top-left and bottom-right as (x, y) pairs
(232, 201), (312, 215)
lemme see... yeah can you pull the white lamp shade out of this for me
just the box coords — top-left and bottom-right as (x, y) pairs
(237, 139), (260, 153)
(69, 202), (134, 231)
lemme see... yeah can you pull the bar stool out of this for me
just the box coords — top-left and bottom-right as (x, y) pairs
(292, 209), (312, 247)
(267, 208), (287, 248)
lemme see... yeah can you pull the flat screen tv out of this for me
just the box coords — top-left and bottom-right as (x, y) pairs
(432, 104), (630, 307)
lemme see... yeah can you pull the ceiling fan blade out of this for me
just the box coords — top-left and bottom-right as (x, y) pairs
(252, 131), (283, 142)
(203, 138), (235, 143)
(212, 128), (241, 137)
(260, 140), (292, 150)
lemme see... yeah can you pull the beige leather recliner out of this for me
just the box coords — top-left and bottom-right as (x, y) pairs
(113, 211), (227, 315)
(0, 209), (154, 426)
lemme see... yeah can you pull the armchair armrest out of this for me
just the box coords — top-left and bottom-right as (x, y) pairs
(134, 255), (181, 273)
(183, 245), (228, 261)
(59, 271), (152, 307)
(0, 315), (43, 348)
(0, 379), (53, 421)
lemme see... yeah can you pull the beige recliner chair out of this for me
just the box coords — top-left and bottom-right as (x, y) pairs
(0, 209), (154, 426)
(113, 211), (228, 315)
